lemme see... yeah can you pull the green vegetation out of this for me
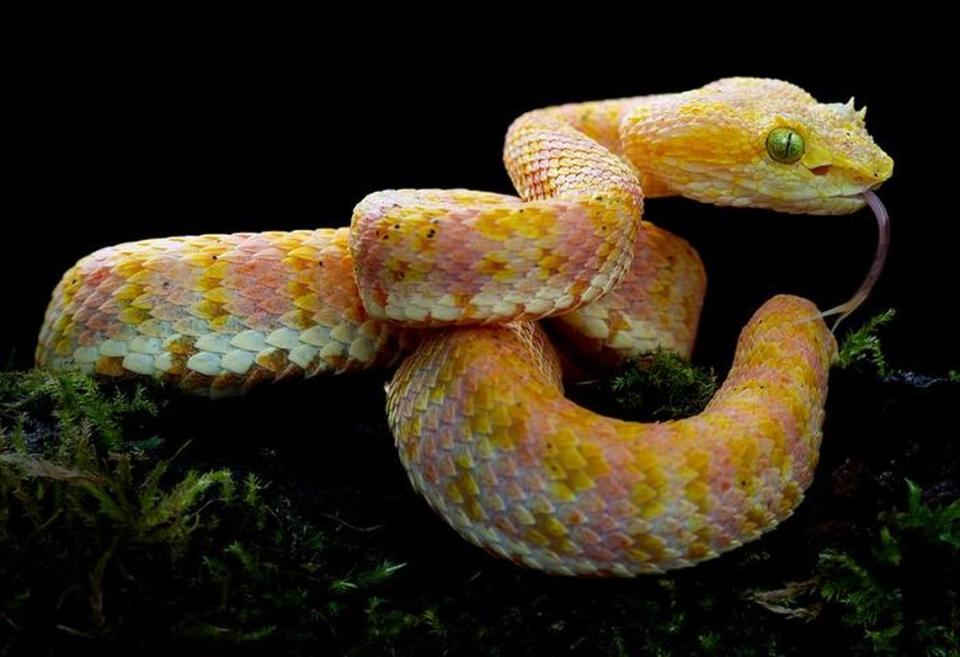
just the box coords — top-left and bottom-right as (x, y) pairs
(572, 348), (718, 422)
(1, 339), (956, 655)
(0, 371), (407, 654)
(837, 309), (896, 377)
(610, 349), (719, 420)
(815, 479), (959, 656)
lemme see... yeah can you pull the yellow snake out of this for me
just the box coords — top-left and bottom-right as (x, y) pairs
(36, 78), (894, 576)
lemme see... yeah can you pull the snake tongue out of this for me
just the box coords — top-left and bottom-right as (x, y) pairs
(821, 190), (890, 331)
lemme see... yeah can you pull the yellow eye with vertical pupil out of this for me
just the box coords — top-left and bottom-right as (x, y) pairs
(766, 127), (805, 164)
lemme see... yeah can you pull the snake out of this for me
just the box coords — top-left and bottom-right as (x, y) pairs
(35, 78), (894, 576)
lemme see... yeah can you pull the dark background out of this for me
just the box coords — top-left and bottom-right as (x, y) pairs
(6, 33), (957, 376)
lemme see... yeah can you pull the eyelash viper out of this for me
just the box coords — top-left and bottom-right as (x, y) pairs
(36, 77), (893, 575)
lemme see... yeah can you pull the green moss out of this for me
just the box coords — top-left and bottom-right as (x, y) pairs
(571, 349), (718, 422)
(0, 371), (406, 654)
(837, 309), (896, 377)
(0, 369), (158, 449)
(818, 550), (904, 653)
(814, 480), (959, 656)
(741, 478), (959, 656)
(893, 479), (960, 551)
(1, 367), (956, 656)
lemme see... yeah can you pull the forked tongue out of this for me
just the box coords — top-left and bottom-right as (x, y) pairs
(820, 190), (890, 332)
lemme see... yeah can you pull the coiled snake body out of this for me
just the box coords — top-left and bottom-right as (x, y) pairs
(37, 78), (893, 576)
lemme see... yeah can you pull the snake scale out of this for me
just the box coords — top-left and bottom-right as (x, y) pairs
(36, 78), (893, 576)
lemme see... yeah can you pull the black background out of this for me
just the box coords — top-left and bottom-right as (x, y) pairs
(6, 30), (957, 377)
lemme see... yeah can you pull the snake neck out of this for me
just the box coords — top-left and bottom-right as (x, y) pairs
(507, 94), (678, 200)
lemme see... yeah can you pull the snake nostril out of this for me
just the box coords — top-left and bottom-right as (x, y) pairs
(809, 165), (832, 176)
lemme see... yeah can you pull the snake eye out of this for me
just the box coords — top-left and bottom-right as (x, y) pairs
(766, 127), (805, 164)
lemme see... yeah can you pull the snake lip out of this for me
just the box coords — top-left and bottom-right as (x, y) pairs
(837, 180), (885, 200)
(830, 184), (882, 206)
(837, 193), (869, 202)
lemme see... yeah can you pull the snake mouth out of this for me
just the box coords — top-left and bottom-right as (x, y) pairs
(834, 177), (885, 200)
(810, 179), (886, 214)
(839, 179), (885, 198)
(820, 190), (890, 330)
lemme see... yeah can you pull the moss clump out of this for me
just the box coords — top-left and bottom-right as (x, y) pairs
(740, 479), (959, 657)
(815, 479), (959, 656)
(837, 309), (896, 377)
(570, 348), (719, 421)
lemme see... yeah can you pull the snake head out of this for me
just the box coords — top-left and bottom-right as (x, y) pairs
(621, 77), (894, 215)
